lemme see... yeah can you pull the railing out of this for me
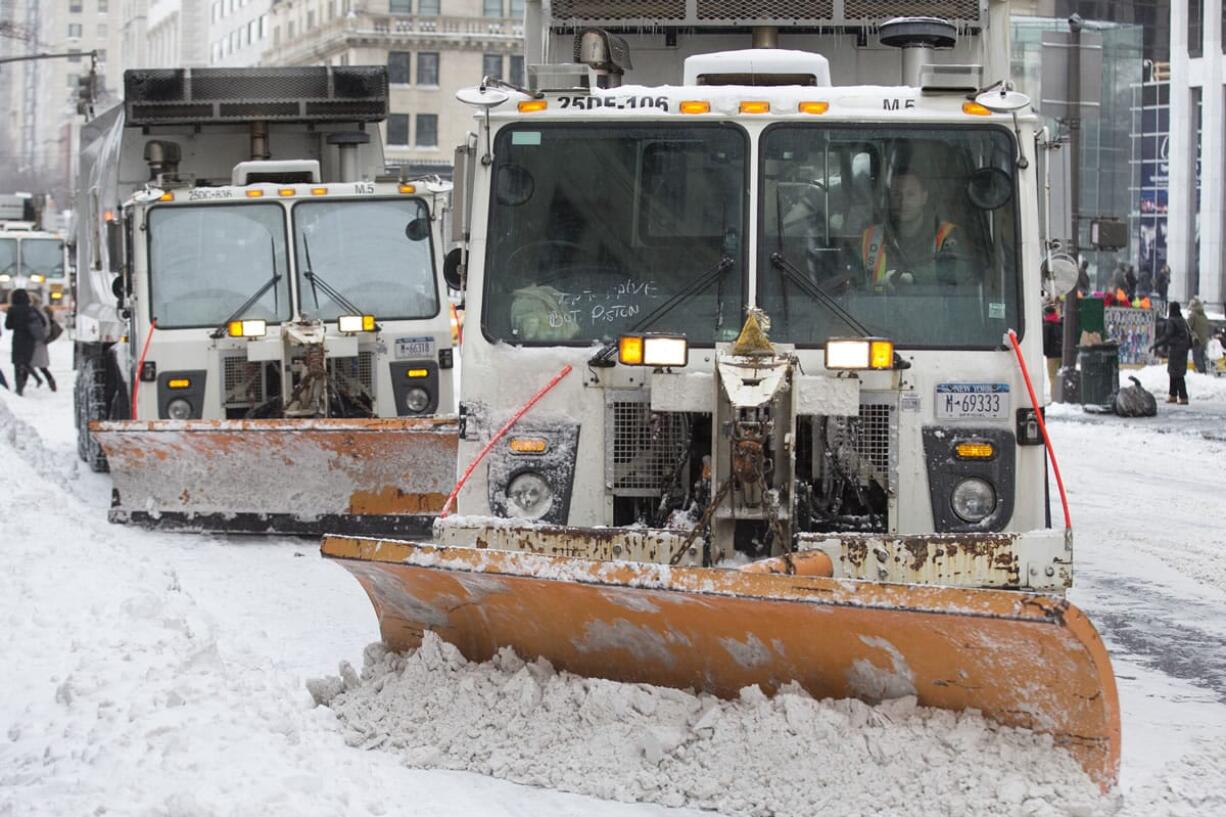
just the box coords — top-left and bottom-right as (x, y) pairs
(268, 13), (522, 66)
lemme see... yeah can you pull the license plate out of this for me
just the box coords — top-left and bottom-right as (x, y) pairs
(395, 336), (436, 360)
(935, 383), (1010, 420)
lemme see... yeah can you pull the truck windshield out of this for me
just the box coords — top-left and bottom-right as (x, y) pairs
(0, 238), (15, 276)
(292, 198), (439, 321)
(483, 124), (748, 345)
(21, 238), (65, 279)
(759, 125), (1021, 348)
(148, 203), (291, 329)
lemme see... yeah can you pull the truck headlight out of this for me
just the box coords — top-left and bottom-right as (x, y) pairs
(338, 314), (375, 333)
(618, 333), (688, 367)
(405, 387), (430, 413)
(166, 398), (193, 420)
(30, 274), (45, 283)
(226, 319), (267, 338)
(505, 471), (553, 519)
(0, 274), (10, 283)
(951, 477), (996, 523)
(824, 338), (895, 370)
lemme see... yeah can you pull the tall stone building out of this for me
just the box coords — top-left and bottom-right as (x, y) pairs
(261, 0), (523, 176)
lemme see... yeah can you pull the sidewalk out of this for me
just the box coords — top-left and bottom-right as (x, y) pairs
(1048, 366), (1226, 442)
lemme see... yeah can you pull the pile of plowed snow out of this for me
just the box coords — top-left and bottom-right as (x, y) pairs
(312, 634), (1112, 817)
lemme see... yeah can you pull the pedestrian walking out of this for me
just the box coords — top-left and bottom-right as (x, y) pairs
(1124, 265), (1138, 300)
(0, 321), (9, 390)
(1187, 297), (1211, 374)
(28, 302), (56, 391)
(3, 289), (54, 395)
(1150, 301), (1194, 404)
(1156, 264), (1171, 301)
(1042, 302), (1063, 388)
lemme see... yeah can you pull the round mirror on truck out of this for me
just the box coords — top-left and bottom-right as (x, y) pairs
(495, 165), (535, 207)
(1042, 253), (1080, 298)
(405, 218), (430, 242)
(966, 167), (1013, 210)
(443, 247), (463, 291)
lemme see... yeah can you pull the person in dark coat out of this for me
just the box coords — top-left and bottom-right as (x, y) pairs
(1150, 300), (1193, 404)
(1138, 267), (1154, 297)
(1124, 265), (1138, 300)
(1156, 264), (1171, 300)
(4, 288), (40, 396)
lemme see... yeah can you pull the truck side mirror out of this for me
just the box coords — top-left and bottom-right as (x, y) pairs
(105, 219), (124, 268)
(111, 274), (125, 300)
(443, 247), (464, 292)
(405, 217), (430, 242)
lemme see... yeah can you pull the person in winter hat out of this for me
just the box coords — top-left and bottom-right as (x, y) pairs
(1187, 297), (1211, 374)
(4, 288), (40, 395)
(1150, 301), (1194, 404)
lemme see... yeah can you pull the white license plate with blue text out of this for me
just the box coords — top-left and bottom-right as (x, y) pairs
(935, 383), (1010, 420)
(395, 336), (436, 360)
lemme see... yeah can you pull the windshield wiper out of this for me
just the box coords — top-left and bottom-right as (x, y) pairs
(210, 236), (282, 339)
(769, 252), (873, 337)
(589, 255), (733, 367)
(301, 234), (366, 317)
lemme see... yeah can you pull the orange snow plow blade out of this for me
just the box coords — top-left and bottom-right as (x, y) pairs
(322, 535), (1120, 790)
(92, 418), (457, 536)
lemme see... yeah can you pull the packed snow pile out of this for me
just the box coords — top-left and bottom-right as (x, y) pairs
(314, 634), (1112, 817)
(1123, 365), (1226, 402)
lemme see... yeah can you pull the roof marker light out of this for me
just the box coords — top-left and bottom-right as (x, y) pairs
(518, 99), (548, 113)
(398, 183), (416, 194)
(962, 101), (993, 116)
(278, 188), (295, 197)
(310, 187), (328, 196)
(798, 101), (830, 115)
(739, 100), (770, 114)
(679, 100), (710, 114)
(158, 192), (174, 202)
(246, 189), (265, 198)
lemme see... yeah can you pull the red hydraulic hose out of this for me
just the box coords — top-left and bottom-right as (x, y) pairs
(1007, 329), (1071, 529)
(438, 363), (573, 518)
(130, 318), (157, 420)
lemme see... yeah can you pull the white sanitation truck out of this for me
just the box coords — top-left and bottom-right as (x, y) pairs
(75, 66), (457, 535)
(0, 193), (70, 306)
(323, 4), (1119, 792)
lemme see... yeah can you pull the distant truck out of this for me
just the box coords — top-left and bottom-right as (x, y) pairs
(75, 66), (458, 535)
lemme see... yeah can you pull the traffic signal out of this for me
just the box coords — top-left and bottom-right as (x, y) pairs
(76, 71), (95, 116)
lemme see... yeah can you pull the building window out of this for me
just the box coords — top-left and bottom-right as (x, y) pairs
(388, 51), (411, 84)
(307, 9), (315, 28)
(98, 0), (108, 10)
(417, 51), (439, 85)
(96, 48), (106, 63)
(259, 15), (266, 38)
(415, 113), (438, 147)
(69, 0), (81, 11)
(509, 0), (523, 18)
(387, 114), (410, 146)
(68, 23), (83, 37)
(418, 0), (438, 15)
(1189, 0), (1203, 58)
(389, 0), (410, 13)
(97, 22), (107, 36)
(483, 0), (501, 17)
(288, 20), (295, 38)
(482, 54), (502, 81)
(509, 54), (524, 86)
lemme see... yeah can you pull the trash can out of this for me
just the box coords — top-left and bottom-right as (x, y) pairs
(1077, 342), (1120, 408)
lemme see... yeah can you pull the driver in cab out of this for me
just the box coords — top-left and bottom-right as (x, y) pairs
(859, 169), (964, 292)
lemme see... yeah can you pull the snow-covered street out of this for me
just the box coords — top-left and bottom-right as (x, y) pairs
(2, 336), (1225, 816)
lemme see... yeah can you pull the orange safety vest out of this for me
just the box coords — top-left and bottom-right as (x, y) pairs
(861, 221), (957, 288)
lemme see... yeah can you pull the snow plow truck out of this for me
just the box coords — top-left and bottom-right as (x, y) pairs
(321, 2), (1121, 789)
(75, 67), (457, 535)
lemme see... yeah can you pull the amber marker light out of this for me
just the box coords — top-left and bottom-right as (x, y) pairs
(798, 101), (830, 115)
(962, 101), (993, 116)
(278, 188), (296, 197)
(246, 189), (265, 198)
(955, 441), (997, 460)
(310, 187), (328, 196)
(868, 339), (894, 370)
(508, 437), (549, 454)
(167, 378), (192, 389)
(518, 99), (548, 113)
(679, 100), (711, 114)
(739, 100), (770, 114)
(618, 335), (644, 365)
(398, 183), (417, 194)
(158, 192), (174, 202)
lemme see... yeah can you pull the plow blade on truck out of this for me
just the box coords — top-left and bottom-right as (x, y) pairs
(92, 418), (457, 536)
(322, 535), (1121, 790)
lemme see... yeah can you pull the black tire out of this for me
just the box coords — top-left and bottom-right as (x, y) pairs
(76, 352), (111, 473)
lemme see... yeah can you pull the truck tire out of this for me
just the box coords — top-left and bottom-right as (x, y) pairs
(76, 354), (111, 473)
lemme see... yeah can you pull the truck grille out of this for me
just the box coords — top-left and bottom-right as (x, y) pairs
(607, 391), (689, 497)
(329, 351), (374, 395)
(826, 400), (896, 489)
(222, 354), (266, 408)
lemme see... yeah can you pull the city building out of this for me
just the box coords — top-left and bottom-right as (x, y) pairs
(208, 0), (274, 66)
(0, 0), (124, 200)
(260, 0), (523, 177)
(1168, 0), (1224, 307)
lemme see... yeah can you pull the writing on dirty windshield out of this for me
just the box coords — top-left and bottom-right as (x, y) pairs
(510, 279), (662, 341)
(484, 124), (747, 345)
